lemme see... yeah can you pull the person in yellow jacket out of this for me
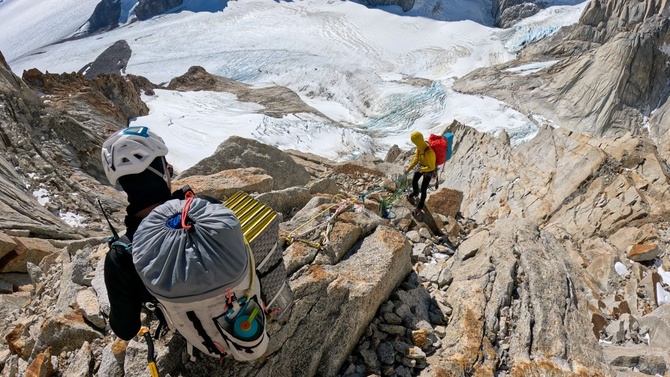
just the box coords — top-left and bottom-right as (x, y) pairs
(404, 131), (436, 215)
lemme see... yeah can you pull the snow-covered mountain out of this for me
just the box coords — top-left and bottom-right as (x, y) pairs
(0, 0), (589, 172)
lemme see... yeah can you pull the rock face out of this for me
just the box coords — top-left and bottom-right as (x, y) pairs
(363, 0), (415, 12)
(0, 54), (82, 237)
(431, 220), (606, 375)
(0, 44), (155, 237)
(135, 0), (184, 21)
(497, 2), (540, 28)
(454, 0), (670, 160)
(576, 0), (670, 43)
(491, 0), (543, 27)
(84, 0), (122, 35)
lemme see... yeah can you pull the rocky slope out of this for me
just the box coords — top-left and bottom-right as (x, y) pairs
(2, 24), (670, 377)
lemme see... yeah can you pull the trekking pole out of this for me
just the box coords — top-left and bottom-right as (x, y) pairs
(97, 198), (120, 241)
(138, 326), (159, 377)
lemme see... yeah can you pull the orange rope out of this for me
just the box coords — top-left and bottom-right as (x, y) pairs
(181, 190), (195, 230)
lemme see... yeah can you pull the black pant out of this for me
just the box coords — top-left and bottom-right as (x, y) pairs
(410, 170), (433, 210)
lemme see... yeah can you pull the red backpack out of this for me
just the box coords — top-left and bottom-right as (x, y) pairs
(427, 134), (448, 166)
(426, 133), (454, 189)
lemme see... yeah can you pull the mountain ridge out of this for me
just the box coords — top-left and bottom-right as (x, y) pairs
(1, 1), (670, 376)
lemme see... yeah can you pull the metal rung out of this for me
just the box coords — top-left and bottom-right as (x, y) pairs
(225, 191), (278, 243)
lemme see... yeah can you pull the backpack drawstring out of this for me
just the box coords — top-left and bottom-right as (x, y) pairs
(181, 190), (195, 230)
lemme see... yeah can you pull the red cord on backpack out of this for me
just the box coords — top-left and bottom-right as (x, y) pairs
(181, 190), (195, 230)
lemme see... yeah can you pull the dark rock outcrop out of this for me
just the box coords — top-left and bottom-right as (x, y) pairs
(497, 2), (540, 28)
(363, 0), (415, 12)
(168, 66), (326, 118)
(84, 0), (122, 35)
(23, 67), (148, 131)
(78, 40), (131, 79)
(135, 0), (183, 21)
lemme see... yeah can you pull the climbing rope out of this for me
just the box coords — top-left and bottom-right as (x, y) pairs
(285, 175), (409, 248)
(378, 176), (409, 219)
(357, 174), (408, 203)
(285, 195), (357, 250)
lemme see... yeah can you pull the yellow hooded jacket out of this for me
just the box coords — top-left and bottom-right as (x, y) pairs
(406, 131), (436, 173)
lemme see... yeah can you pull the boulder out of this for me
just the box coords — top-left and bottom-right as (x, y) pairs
(98, 340), (125, 377)
(62, 341), (93, 377)
(627, 244), (662, 262)
(586, 254), (618, 294)
(0, 232), (17, 260)
(31, 311), (103, 357)
(173, 167), (274, 199)
(425, 188), (463, 218)
(308, 178), (341, 196)
(25, 347), (54, 377)
(602, 343), (669, 376)
(5, 321), (35, 360)
(0, 238), (58, 273)
(256, 187), (312, 217)
(315, 222), (363, 265)
(217, 226), (412, 376)
(283, 243), (320, 276)
(178, 136), (310, 190)
(75, 288), (106, 330)
(638, 304), (670, 349)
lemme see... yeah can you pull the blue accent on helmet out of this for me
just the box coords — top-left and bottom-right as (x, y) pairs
(123, 126), (151, 137)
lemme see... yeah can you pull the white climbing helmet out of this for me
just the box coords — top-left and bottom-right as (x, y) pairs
(101, 126), (169, 185)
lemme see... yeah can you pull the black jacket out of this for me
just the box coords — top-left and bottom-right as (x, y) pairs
(104, 189), (220, 340)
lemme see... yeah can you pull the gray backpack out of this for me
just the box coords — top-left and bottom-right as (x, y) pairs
(132, 194), (290, 361)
